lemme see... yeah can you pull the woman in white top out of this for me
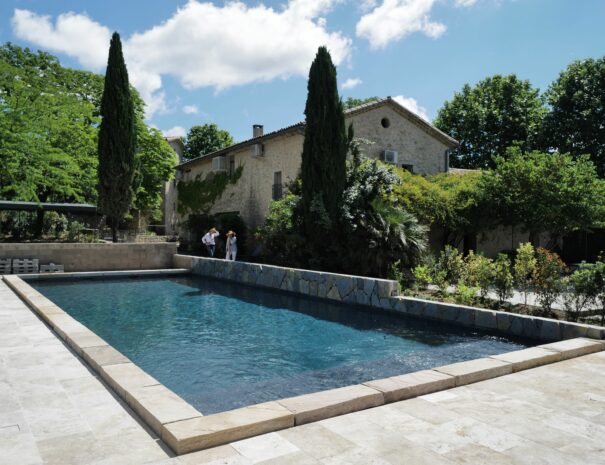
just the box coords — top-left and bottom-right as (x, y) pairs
(201, 228), (220, 257)
(225, 230), (237, 261)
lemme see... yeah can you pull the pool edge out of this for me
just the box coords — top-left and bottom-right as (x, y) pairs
(3, 273), (605, 455)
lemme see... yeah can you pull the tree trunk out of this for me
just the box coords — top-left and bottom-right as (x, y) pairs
(528, 230), (540, 248)
(34, 209), (45, 239)
(112, 224), (118, 243)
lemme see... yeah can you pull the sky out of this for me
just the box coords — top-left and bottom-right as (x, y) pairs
(1, 0), (604, 142)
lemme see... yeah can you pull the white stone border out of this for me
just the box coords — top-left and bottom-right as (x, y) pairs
(4, 272), (605, 455)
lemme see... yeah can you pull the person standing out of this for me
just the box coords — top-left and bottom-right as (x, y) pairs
(225, 230), (237, 261)
(202, 228), (219, 257)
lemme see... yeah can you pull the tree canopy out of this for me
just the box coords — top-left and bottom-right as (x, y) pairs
(342, 96), (380, 110)
(480, 148), (605, 242)
(184, 123), (234, 160)
(542, 57), (605, 176)
(0, 43), (175, 235)
(434, 75), (546, 169)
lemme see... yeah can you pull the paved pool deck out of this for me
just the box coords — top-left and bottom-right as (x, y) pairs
(1, 280), (604, 465)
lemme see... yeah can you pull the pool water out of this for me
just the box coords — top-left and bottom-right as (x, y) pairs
(32, 275), (528, 414)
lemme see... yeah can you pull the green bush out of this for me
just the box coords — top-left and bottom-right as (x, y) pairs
(562, 264), (597, 322)
(455, 283), (479, 306)
(435, 245), (464, 285)
(493, 253), (514, 305)
(462, 251), (494, 299)
(412, 264), (433, 290)
(514, 242), (537, 307)
(532, 248), (566, 315)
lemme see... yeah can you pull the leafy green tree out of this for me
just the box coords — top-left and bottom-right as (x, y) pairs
(393, 169), (486, 246)
(514, 242), (537, 308)
(301, 46), (347, 235)
(434, 75), (546, 169)
(98, 32), (137, 242)
(184, 123), (234, 160)
(481, 148), (605, 244)
(542, 57), (605, 176)
(462, 251), (494, 300)
(0, 44), (100, 236)
(134, 123), (176, 220)
(343, 96), (380, 110)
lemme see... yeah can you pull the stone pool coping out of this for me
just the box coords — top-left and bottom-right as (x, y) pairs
(4, 273), (605, 455)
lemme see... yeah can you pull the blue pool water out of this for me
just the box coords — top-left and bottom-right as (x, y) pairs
(32, 275), (528, 414)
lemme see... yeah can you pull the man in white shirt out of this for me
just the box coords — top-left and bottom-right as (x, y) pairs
(201, 228), (220, 257)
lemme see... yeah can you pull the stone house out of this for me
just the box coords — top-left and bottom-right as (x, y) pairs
(165, 97), (458, 235)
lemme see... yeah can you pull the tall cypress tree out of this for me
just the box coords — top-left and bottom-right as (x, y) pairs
(301, 46), (347, 235)
(98, 32), (136, 242)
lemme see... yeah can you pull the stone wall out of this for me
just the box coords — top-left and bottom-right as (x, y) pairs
(175, 255), (400, 305)
(0, 242), (178, 272)
(175, 254), (605, 342)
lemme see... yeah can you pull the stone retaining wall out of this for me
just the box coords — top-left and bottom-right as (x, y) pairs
(174, 254), (400, 305)
(0, 242), (177, 272)
(175, 254), (605, 342)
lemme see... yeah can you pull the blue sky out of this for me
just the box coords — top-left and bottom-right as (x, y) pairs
(1, 0), (604, 142)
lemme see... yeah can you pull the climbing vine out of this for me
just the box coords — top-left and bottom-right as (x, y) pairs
(177, 165), (243, 214)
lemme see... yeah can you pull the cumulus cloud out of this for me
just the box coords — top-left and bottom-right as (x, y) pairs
(12, 1), (351, 118)
(392, 95), (429, 120)
(183, 105), (199, 115)
(11, 9), (111, 69)
(455, 0), (478, 6)
(163, 126), (187, 138)
(341, 78), (362, 89)
(356, 0), (446, 49)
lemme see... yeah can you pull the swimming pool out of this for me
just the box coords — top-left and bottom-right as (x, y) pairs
(32, 274), (528, 414)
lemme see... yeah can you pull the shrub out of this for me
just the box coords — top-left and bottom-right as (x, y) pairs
(561, 264), (597, 322)
(435, 245), (464, 285)
(412, 264), (433, 290)
(532, 248), (566, 315)
(455, 283), (479, 306)
(462, 251), (494, 299)
(493, 253), (514, 305)
(514, 242), (537, 308)
(433, 269), (449, 296)
(588, 260), (605, 326)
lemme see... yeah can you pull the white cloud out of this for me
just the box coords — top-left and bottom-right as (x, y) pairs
(392, 95), (429, 120)
(455, 0), (478, 6)
(163, 126), (187, 138)
(183, 105), (199, 115)
(12, 1), (351, 118)
(11, 9), (111, 69)
(342, 78), (362, 89)
(356, 0), (446, 48)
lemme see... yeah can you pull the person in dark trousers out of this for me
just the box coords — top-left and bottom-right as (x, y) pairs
(201, 228), (219, 257)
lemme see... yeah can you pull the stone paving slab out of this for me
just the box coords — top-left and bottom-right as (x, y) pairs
(3, 278), (605, 464)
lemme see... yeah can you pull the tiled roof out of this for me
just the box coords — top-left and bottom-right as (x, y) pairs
(177, 97), (458, 169)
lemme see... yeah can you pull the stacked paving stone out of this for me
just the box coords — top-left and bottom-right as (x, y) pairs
(11, 258), (39, 274)
(0, 258), (11, 274)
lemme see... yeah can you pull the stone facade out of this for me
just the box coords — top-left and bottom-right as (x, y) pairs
(168, 98), (457, 231)
(0, 242), (177, 272)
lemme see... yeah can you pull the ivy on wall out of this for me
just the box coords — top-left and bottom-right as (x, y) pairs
(177, 165), (243, 215)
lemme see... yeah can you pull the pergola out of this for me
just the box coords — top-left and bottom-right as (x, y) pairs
(0, 200), (97, 214)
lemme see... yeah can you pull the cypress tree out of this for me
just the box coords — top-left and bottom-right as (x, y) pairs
(97, 32), (136, 242)
(301, 46), (347, 235)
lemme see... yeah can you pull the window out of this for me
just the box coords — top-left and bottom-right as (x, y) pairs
(272, 171), (283, 200)
(401, 164), (414, 173)
(229, 156), (235, 176)
(381, 117), (390, 128)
